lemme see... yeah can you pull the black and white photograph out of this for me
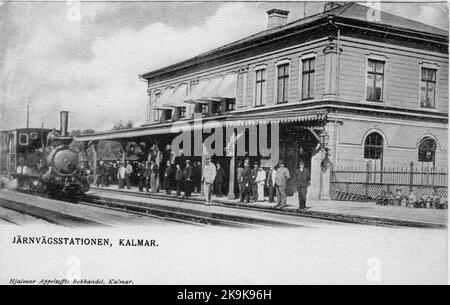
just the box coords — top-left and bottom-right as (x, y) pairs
(0, 0), (448, 286)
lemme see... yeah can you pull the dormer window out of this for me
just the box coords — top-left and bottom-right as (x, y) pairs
(179, 107), (186, 118)
(153, 109), (162, 121)
(201, 104), (209, 115)
(226, 99), (235, 111)
(211, 101), (222, 114)
(163, 109), (172, 121)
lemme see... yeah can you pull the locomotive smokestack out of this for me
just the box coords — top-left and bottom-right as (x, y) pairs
(60, 111), (69, 137)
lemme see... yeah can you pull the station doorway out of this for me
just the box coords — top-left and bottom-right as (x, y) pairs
(279, 124), (319, 196)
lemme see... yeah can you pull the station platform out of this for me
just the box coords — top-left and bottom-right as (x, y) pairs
(90, 186), (448, 228)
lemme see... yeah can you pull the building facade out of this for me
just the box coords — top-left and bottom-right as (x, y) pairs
(77, 3), (448, 201)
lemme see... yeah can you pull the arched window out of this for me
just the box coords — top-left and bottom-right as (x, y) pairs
(364, 132), (383, 160)
(418, 137), (437, 168)
(364, 131), (384, 181)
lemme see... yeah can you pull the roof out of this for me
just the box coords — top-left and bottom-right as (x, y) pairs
(140, 2), (448, 80)
(328, 2), (447, 36)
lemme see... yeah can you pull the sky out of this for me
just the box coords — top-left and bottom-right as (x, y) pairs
(0, 0), (448, 132)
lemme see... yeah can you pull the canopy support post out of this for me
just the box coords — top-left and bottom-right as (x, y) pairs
(92, 141), (99, 185)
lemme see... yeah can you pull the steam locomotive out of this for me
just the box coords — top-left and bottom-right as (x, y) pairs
(0, 112), (90, 201)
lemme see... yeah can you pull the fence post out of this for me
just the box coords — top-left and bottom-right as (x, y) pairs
(365, 162), (369, 201)
(409, 161), (414, 192)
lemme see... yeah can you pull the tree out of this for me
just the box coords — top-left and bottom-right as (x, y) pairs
(69, 129), (96, 137)
(112, 120), (133, 131)
(70, 129), (96, 154)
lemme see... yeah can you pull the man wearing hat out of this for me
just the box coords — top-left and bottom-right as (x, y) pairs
(239, 161), (252, 203)
(275, 160), (290, 208)
(163, 160), (173, 195)
(253, 161), (266, 202)
(96, 161), (105, 187)
(202, 157), (216, 204)
(125, 160), (133, 189)
(149, 159), (159, 193)
(266, 164), (277, 203)
(144, 161), (151, 192)
(117, 162), (126, 189)
(137, 162), (146, 192)
(214, 162), (225, 197)
(183, 159), (193, 199)
(295, 160), (310, 210)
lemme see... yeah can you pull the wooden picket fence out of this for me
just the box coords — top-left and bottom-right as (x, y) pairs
(330, 162), (448, 202)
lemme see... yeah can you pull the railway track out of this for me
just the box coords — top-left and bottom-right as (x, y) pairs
(82, 195), (299, 228)
(0, 195), (110, 227)
(1, 189), (291, 228)
(0, 215), (19, 225)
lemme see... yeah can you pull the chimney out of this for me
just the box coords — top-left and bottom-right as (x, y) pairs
(267, 9), (289, 30)
(60, 111), (69, 137)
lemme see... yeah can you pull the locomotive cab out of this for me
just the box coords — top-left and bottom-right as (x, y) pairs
(0, 111), (89, 201)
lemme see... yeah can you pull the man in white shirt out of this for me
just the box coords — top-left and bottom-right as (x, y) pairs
(254, 162), (266, 202)
(117, 162), (126, 189)
(202, 157), (216, 205)
(125, 161), (133, 189)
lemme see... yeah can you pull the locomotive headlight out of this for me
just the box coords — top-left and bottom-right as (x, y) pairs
(33, 180), (39, 186)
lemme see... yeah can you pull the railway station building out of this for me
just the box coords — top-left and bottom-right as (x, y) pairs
(76, 2), (448, 201)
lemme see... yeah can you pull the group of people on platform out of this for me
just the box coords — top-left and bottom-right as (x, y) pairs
(376, 189), (447, 209)
(87, 155), (312, 211)
(237, 159), (310, 210)
(91, 160), (134, 189)
(88, 157), (228, 203)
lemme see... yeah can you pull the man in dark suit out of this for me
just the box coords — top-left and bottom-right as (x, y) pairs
(295, 160), (310, 210)
(96, 161), (105, 187)
(266, 164), (277, 203)
(104, 162), (112, 187)
(214, 162), (225, 197)
(183, 160), (193, 199)
(239, 161), (252, 203)
(137, 162), (146, 192)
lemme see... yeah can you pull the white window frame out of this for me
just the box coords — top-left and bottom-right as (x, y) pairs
(274, 58), (291, 104)
(418, 62), (439, 111)
(299, 53), (317, 101)
(364, 54), (387, 103)
(151, 90), (162, 121)
(253, 65), (268, 108)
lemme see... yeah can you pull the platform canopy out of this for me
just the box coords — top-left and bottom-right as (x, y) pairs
(74, 109), (327, 143)
(162, 83), (189, 108)
(152, 87), (175, 110)
(185, 73), (237, 104)
(197, 109), (327, 130)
